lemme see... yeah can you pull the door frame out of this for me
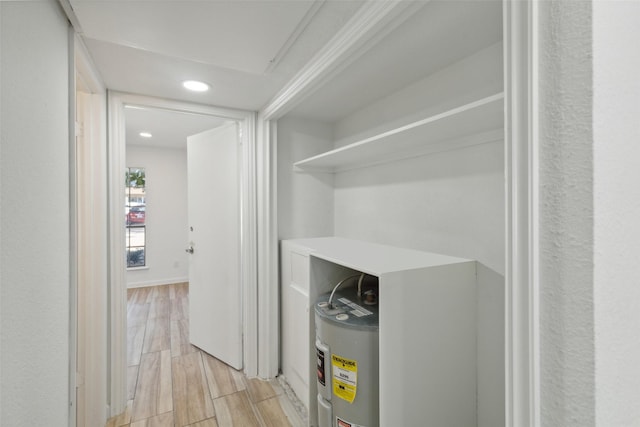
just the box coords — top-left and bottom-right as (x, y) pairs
(257, 0), (540, 426)
(503, 1), (540, 425)
(72, 33), (109, 426)
(107, 92), (257, 416)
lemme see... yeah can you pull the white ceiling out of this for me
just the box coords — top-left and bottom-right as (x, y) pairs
(68, 0), (365, 151)
(125, 107), (229, 150)
(69, 0), (502, 150)
(72, 1), (317, 75)
(70, 0), (364, 111)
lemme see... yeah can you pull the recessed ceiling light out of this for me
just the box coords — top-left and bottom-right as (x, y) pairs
(183, 80), (210, 92)
(139, 132), (152, 138)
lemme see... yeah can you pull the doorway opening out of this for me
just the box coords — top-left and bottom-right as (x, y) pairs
(107, 93), (258, 416)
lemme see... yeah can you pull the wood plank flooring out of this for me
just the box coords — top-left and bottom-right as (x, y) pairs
(107, 283), (303, 427)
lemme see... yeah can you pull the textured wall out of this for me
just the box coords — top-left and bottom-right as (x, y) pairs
(593, 2), (640, 425)
(0, 2), (71, 424)
(538, 1), (595, 425)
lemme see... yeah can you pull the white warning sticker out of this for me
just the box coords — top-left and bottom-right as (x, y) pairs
(338, 297), (372, 316)
(333, 364), (356, 386)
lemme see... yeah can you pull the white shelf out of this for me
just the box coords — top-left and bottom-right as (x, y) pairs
(286, 236), (470, 276)
(294, 92), (504, 173)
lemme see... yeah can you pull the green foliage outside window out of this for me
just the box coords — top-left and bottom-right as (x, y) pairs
(126, 168), (146, 188)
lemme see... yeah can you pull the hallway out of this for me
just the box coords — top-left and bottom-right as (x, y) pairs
(106, 283), (303, 427)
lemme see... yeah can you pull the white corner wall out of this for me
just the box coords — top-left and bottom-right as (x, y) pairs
(593, 2), (640, 425)
(126, 146), (189, 287)
(538, 1), (595, 425)
(331, 42), (505, 276)
(0, 2), (71, 425)
(333, 42), (504, 147)
(333, 141), (504, 275)
(277, 117), (334, 240)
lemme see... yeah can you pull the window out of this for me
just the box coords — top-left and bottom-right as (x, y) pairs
(126, 167), (146, 268)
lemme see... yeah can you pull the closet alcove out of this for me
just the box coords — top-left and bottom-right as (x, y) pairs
(276, 2), (505, 426)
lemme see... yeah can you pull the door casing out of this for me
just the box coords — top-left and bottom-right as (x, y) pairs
(106, 93), (257, 416)
(72, 33), (109, 427)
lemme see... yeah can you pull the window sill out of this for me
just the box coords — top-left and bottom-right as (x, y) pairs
(127, 266), (150, 271)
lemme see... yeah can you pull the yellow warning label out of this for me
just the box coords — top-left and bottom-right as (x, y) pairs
(332, 354), (357, 403)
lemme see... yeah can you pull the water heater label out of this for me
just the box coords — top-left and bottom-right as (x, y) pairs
(317, 348), (326, 386)
(332, 354), (357, 403)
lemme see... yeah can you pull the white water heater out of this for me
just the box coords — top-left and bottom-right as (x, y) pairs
(315, 275), (379, 427)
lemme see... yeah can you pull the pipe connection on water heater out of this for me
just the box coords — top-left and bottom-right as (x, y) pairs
(328, 273), (365, 309)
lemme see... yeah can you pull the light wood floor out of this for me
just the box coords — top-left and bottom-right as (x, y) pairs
(106, 283), (303, 427)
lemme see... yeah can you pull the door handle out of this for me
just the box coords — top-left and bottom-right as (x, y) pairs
(185, 246), (194, 254)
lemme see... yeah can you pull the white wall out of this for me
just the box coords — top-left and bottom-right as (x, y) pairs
(334, 141), (504, 274)
(0, 2), (71, 425)
(331, 78), (505, 427)
(277, 117), (334, 240)
(276, 43), (506, 275)
(538, 1), (596, 425)
(331, 40), (504, 275)
(333, 42), (503, 147)
(538, 2), (640, 425)
(331, 140), (505, 427)
(126, 146), (189, 287)
(593, 2), (640, 426)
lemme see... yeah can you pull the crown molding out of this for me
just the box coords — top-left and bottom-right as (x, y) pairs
(260, 0), (425, 120)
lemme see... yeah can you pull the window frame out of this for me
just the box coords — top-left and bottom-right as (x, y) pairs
(125, 166), (146, 268)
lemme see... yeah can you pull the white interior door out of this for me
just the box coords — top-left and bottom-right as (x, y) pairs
(187, 122), (242, 370)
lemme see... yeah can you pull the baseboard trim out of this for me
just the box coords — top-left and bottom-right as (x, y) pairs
(127, 277), (189, 289)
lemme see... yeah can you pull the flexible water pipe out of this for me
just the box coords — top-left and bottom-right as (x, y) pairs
(328, 273), (365, 308)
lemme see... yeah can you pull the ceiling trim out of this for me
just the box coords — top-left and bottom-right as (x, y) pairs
(260, 0), (425, 121)
(262, 0), (326, 74)
(110, 91), (252, 122)
(58, 0), (83, 33)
